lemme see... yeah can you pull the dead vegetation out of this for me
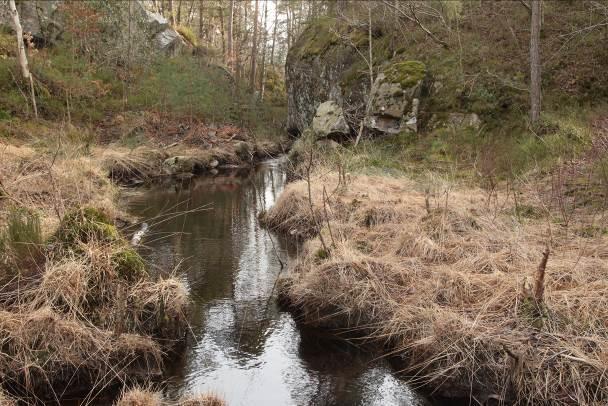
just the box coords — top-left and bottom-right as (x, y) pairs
(0, 143), (189, 402)
(114, 387), (226, 406)
(267, 171), (608, 405)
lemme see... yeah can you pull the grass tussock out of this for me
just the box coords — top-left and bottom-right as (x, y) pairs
(0, 144), (189, 401)
(268, 171), (608, 404)
(114, 387), (227, 406)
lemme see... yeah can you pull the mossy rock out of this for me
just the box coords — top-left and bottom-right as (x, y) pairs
(292, 17), (339, 60)
(53, 207), (119, 247)
(111, 247), (148, 281)
(382, 61), (427, 89)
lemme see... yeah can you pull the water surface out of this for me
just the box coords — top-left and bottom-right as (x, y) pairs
(125, 160), (428, 406)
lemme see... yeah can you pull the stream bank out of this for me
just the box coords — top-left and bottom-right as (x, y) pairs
(123, 159), (430, 406)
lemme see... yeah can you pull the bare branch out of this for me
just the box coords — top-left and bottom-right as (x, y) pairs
(519, 0), (532, 14)
(382, 0), (449, 49)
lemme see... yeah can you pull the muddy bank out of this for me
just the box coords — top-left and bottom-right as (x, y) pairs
(262, 171), (608, 405)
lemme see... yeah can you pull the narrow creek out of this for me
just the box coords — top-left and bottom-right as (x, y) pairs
(124, 159), (430, 406)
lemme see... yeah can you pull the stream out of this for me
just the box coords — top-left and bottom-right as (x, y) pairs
(124, 159), (430, 406)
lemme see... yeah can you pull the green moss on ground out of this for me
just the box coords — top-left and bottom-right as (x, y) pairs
(53, 207), (119, 247)
(111, 247), (148, 281)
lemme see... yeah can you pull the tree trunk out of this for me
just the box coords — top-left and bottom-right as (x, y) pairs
(355, 3), (374, 146)
(228, 0), (234, 71)
(8, 0), (37, 118)
(219, 6), (226, 64)
(235, 2), (242, 87)
(187, 1), (195, 25)
(270, 0), (278, 66)
(260, 0), (268, 99)
(168, 0), (175, 26)
(176, 0), (182, 25)
(198, 0), (204, 40)
(286, 4), (291, 49)
(530, 0), (541, 124)
(250, 0), (259, 92)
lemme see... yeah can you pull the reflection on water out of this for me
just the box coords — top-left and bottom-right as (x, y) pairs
(125, 160), (428, 406)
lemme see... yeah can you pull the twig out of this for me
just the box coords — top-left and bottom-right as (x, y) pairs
(518, 0), (532, 13)
(322, 185), (335, 246)
(382, 1), (449, 49)
(306, 149), (329, 255)
(533, 246), (550, 303)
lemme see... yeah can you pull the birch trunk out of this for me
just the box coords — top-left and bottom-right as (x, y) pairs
(8, 0), (37, 118)
(249, 0), (259, 92)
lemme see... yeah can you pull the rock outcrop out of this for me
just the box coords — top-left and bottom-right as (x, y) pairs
(132, 3), (188, 54)
(285, 18), (429, 138)
(285, 18), (368, 135)
(312, 101), (350, 139)
(366, 62), (426, 134)
(0, 1), (188, 54)
(0, 1), (61, 44)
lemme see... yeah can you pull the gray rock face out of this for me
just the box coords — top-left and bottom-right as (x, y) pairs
(286, 19), (428, 137)
(132, 2), (187, 54)
(0, 1), (61, 44)
(1, 1), (187, 54)
(366, 73), (424, 134)
(285, 21), (368, 135)
(312, 101), (350, 139)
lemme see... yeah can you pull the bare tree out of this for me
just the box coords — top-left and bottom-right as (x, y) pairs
(250, 0), (259, 91)
(198, 0), (204, 40)
(168, 0), (176, 26)
(270, 0), (278, 66)
(530, 0), (542, 124)
(227, 0), (234, 71)
(260, 0), (268, 99)
(8, 0), (37, 118)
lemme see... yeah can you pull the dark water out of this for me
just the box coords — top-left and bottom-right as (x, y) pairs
(125, 159), (429, 406)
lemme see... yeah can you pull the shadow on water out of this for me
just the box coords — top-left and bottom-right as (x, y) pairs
(124, 159), (431, 406)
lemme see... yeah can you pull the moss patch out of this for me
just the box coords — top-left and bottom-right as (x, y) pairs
(53, 207), (119, 247)
(111, 247), (148, 281)
(291, 17), (339, 60)
(382, 61), (427, 89)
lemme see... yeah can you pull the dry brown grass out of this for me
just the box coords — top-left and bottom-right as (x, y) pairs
(267, 171), (608, 405)
(114, 388), (227, 406)
(115, 386), (163, 406)
(0, 142), (190, 401)
(0, 143), (118, 235)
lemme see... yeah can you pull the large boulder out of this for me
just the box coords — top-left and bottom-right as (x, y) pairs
(286, 18), (369, 135)
(0, 1), (187, 54)
(366, 61), (426, 134)
(0, 1), (62, 44)
(286, 17), (428, 137)
(131, 2), (188, 54)
(312, 101), (350, 139)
